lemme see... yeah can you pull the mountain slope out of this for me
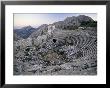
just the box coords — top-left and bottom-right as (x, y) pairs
(14, 33), (23, 41)
(29, 15), (95, 38)
(14, 26), (37, 39)
(30, 24), (48, 38)
(53, 15), (94, 30)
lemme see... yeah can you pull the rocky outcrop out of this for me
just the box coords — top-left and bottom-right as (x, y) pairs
(30, 24), (48, 38)
(14, 38), (33, 48)
(53, 15), (93, 30)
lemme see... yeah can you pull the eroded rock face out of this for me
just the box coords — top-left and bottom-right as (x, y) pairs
(14, 15), (97, 75)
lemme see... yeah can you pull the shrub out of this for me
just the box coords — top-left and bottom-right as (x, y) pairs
(80, 21), (97, 27)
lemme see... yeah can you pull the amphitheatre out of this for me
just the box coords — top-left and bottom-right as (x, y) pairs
(14, 15), (97, 75)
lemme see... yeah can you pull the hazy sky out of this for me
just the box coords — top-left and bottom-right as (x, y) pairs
(14, 13), (97, 29)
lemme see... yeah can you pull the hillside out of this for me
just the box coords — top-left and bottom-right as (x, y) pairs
(13, 15), (97, 75)
(14, 26), (37, 39)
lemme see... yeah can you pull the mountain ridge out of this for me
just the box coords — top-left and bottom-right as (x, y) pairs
(14, 15), (96, 39)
